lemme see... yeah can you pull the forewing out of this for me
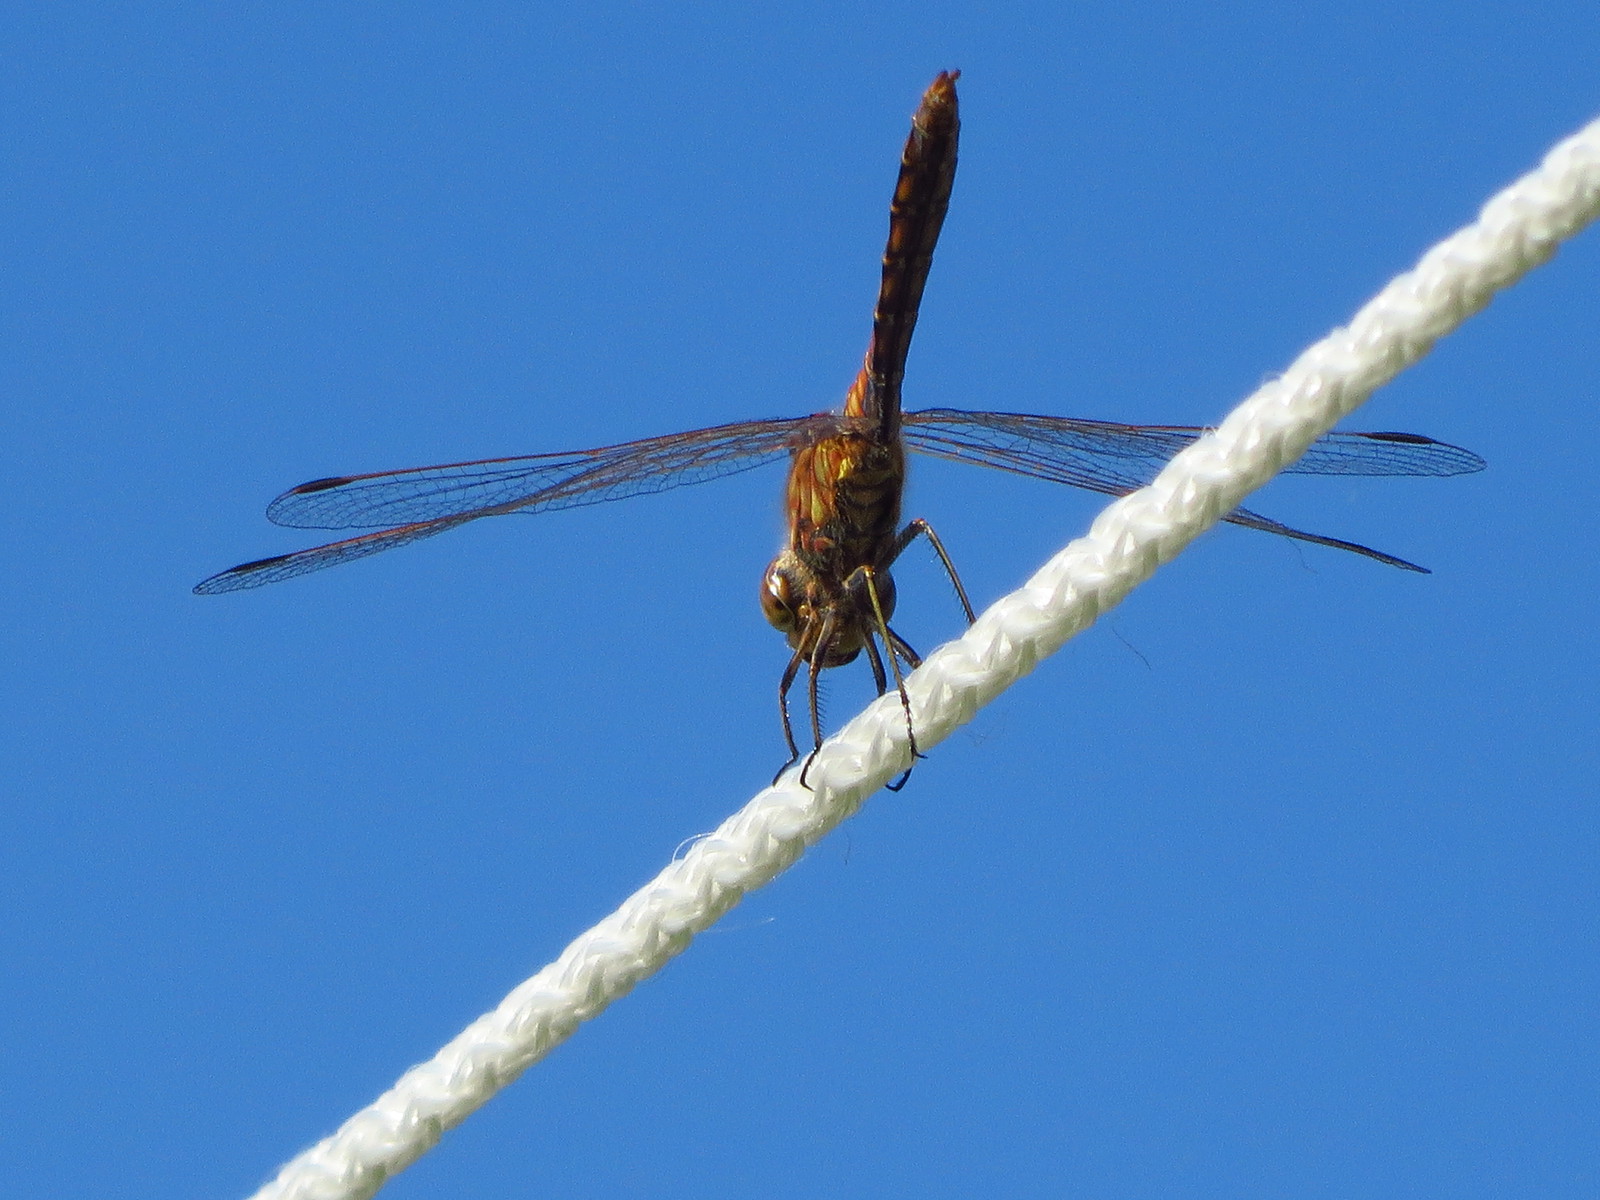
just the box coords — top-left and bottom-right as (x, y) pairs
(266, 415), (824, 530)
(904, 409), (1193, 496)
(903, 409), (1484, 490)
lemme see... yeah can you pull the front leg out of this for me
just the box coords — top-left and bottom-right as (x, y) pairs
(772, 648), (806, 785)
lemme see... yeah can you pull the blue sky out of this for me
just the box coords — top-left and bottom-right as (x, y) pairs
(4, 4), (1597, 1198)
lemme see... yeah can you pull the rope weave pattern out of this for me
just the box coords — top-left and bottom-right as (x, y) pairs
(247, 113), (1600, 1200)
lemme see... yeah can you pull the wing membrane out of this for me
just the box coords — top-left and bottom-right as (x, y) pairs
(903, 409), (1485, 487)
(267, 415), (825, 531)
(195, 414), (841, 593)
(903, 408), (1485, 573)
(199, 404), (1482, 593)
(194, 517), (473, 594)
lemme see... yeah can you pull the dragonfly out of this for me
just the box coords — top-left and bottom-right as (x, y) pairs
(196, 71), (1485, 786)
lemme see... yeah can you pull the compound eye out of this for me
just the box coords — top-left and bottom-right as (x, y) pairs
(760, 567), (797, 632)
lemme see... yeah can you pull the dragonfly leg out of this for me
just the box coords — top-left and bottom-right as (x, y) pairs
(886, 628), (922, 671)
(797, 612), (837, 790)
(772, 647), (807, 785)
(888, 518), (976, 623)
(863, 630), (890, 696)
(853, 565), (923, 790)
(861, 633), (913, 792)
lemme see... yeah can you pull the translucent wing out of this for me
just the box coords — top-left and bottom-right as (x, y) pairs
(265, 414), (829, 531)
(195, 414), (832, 593)
(194, 518), (474, 594)
(903, 408), (1485, 572)
(903, 408), (1484, 484)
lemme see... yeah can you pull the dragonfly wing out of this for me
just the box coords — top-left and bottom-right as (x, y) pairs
(1282, 428), (1484, 476)
(194, 517), (473, 594)
(903, 409), (1484, 483)
(903, 409), (1480, 571)
(266, 415), (825, 530)
(903, 409), (1184, 496)
(1220, 507), (1429, 572)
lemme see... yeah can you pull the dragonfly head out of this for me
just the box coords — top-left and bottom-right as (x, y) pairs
(761, 551), (897, 668)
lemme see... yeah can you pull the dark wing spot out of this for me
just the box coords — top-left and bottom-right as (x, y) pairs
(288, 475), (359, 495)
(192, 553), (294, 594)
(1363, 431), (1433, 444)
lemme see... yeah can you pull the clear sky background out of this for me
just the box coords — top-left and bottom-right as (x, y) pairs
(4, 4), (1596, 1198)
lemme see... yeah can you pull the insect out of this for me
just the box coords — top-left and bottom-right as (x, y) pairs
(196, 71), (1485, 786)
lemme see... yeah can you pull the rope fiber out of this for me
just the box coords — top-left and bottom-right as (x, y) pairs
(245, 112), (1600, 1200)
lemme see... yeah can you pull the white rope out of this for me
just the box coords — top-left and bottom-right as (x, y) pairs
(245, 113), (1600, 1200)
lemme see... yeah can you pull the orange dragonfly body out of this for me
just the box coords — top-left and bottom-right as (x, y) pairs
(198, 72), (1484, 783)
